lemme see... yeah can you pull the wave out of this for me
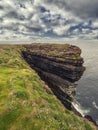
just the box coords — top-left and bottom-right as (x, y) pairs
(92, 101), (98, 110)
(72, 101), (90, 117)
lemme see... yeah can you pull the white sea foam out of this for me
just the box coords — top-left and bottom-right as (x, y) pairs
(96, 120), (98, 125)
(72, 101), (90, 117)
(92, 101), (98, 110)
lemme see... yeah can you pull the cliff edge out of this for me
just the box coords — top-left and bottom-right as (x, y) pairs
(0, 45), (97, 130)
(22, 43), (85, 109)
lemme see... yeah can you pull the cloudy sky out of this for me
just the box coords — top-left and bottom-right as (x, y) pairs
(0, 0), (98, 43)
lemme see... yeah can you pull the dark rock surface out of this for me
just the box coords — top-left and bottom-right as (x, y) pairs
(85, 115), (98, 126)
(22, 43), (85, 109)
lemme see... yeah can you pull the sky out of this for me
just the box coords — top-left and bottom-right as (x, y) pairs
(0, 0), (98, 43)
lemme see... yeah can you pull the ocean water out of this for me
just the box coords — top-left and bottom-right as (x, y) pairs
(71, 42), (98, 125)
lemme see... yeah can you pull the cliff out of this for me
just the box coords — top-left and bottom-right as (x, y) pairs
(22, 43), (85, 109)
(0, 45), (96, 130)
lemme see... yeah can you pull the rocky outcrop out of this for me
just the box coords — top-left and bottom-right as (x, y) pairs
(22, 43), (85, 109)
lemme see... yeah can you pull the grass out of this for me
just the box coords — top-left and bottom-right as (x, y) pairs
(24, 43), (81, 59)
(0, 45), (96, 130)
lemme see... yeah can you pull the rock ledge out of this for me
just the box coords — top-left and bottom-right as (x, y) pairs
(22, 43), (85, 109)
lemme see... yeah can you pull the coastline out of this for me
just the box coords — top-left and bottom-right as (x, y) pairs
(72, 100), (98, 127)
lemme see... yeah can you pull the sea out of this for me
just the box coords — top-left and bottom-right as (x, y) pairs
(71, 42), (98, 125)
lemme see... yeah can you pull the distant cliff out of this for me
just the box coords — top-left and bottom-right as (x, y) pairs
(22, 43), (85, 109)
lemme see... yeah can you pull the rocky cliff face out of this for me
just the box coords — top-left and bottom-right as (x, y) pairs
(22, 43), (85, 109)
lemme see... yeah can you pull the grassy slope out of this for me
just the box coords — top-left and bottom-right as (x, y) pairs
(0, 45), (96, 130)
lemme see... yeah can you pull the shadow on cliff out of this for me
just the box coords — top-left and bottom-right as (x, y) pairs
(22, 51), (74, 110)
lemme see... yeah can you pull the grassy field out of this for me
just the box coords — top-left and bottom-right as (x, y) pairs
(0, 45), (97, 130)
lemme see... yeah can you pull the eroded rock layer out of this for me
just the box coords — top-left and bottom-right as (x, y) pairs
(22, 43), (85, 109)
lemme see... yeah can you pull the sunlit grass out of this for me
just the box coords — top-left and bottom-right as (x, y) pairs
(0, 45), (96, 130)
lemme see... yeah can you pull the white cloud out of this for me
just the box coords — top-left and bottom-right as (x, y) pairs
(92, 20), (98, 28)
(0, 0), (98, 43)
(53, 25), (71, 36)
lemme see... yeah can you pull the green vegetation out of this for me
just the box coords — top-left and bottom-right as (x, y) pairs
(0, 45), (96, 130)
(24, 43), (81, 59)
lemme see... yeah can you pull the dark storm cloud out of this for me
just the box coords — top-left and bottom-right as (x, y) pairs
(4, 11), (25, 20)
(0, 5), (3, 9)
(41, 0), (98, 19)
(67, 0), (98, 19)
